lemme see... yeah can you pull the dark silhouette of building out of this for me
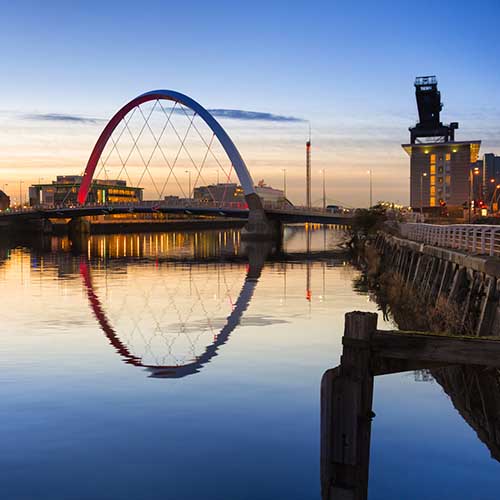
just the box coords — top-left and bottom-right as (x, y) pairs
(0, 189), (10, 210)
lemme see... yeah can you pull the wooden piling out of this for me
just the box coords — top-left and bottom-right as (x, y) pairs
(321, 312), (377, 500)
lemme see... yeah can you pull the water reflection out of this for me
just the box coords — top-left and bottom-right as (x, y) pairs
(79, 241), (271, 378)
(321, 314), (500, 500)
(8, 223), (346, 261)
(0, 226), (350, 381)
(433, 365), (500, 462)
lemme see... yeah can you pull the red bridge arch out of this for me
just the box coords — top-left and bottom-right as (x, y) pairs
(77, 89), (262, 210)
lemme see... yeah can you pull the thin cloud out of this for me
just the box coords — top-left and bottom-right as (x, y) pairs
(24, 113), (104, 124)
(23, 107), (306, 125)
(157, 106), (305, 123)
(207, 109), (305, 123)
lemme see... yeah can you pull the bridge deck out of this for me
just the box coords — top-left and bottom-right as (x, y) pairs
(0, 203), (354, 225)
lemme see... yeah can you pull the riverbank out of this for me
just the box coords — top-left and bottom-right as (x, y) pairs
(358, 230), (500, 336)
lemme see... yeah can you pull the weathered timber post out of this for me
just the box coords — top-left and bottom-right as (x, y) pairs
(321, 311), (378, 500)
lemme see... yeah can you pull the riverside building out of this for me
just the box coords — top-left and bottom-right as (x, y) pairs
(29, 176), (143, 207)
(193, 181), (289, 206)
(402, 76), (481, 211)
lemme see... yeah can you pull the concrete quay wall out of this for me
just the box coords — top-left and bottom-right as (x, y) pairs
(374, 232), (500, 336)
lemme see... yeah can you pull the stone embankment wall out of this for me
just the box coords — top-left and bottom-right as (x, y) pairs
(374, 232), (500, 336)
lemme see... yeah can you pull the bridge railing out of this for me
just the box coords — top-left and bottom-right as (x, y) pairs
(402, 223), (500, 257)
(1, 199), (354, 216)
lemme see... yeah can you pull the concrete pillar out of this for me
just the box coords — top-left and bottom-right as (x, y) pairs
(241, 209), (282, 241)
(68, 217), (91, 236)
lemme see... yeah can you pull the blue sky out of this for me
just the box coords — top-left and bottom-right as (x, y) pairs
(1, 0), (499, 205)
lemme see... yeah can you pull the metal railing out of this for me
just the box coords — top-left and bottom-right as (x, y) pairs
(0, 199), (354, 217)
(402, 223), (500, 257)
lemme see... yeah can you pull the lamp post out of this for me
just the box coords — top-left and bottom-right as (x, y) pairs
(469, 166), (480, 223)
(321, 168), (326, 210)
(185, 170), (191, 199)
(282, 168), (287, 199)
(19, 180), (24, 208)
(420, 172), (428, 215)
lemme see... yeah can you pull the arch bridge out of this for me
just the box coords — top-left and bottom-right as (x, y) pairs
(1, 89), (353, 234)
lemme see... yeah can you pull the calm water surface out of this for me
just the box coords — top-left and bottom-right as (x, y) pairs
(1, 226), (499, 499)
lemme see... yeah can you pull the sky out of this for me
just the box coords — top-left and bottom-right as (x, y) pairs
(1, 0), (500, 206)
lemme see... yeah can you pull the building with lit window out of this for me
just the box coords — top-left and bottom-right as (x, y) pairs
(193, 183), (245, 205)
(403, 142), (481, 209)
(29, 175), (143, 207)
(403, 76), (481, 210)
(193, 181), (290, 207)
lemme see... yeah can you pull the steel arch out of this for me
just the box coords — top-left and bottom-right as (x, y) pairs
(77, 89), (261, 209)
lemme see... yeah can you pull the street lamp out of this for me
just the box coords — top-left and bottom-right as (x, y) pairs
(320, 169), (326, 210)
(282, 168), (287, 199)
(185, 170), (191, 199)
(19, 180), (24, 208)
(420, 172), (428, 215)
(469, 166), (480, 223)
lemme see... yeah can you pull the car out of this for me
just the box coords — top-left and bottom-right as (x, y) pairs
(326, 204), (343, 214)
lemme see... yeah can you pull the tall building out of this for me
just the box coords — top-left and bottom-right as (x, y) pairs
(402, 76), (481, 210)
(484, 153), (500, 181)
(474, 153), (500, 205)
(29, 175), (143, 207)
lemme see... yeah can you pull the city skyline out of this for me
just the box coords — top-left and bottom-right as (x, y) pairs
(1, 0), (500, 206)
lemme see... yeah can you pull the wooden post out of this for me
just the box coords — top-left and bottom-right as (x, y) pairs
(321, 312), (377, 500)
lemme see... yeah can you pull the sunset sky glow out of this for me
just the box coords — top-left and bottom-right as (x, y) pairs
(1, 0), (500, 206)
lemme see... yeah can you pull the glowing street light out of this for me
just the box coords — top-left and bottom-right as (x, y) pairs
(469, 167), (481, 223)
(420, 172), (428, 215)
(185, 170), (191, 199)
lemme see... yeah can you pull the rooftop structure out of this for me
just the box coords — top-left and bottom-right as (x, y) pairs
(409, 76), (459, 144)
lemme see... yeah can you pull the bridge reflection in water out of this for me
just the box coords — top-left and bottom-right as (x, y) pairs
(53, 225), (349, 379)
(79, 241), (269, 378)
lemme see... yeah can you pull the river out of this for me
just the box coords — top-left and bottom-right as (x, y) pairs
(1, 226), (499, 499)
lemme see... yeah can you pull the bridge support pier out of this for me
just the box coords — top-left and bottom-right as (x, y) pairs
(241, 194), (282, 242)
(68, 217), (91, 237)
